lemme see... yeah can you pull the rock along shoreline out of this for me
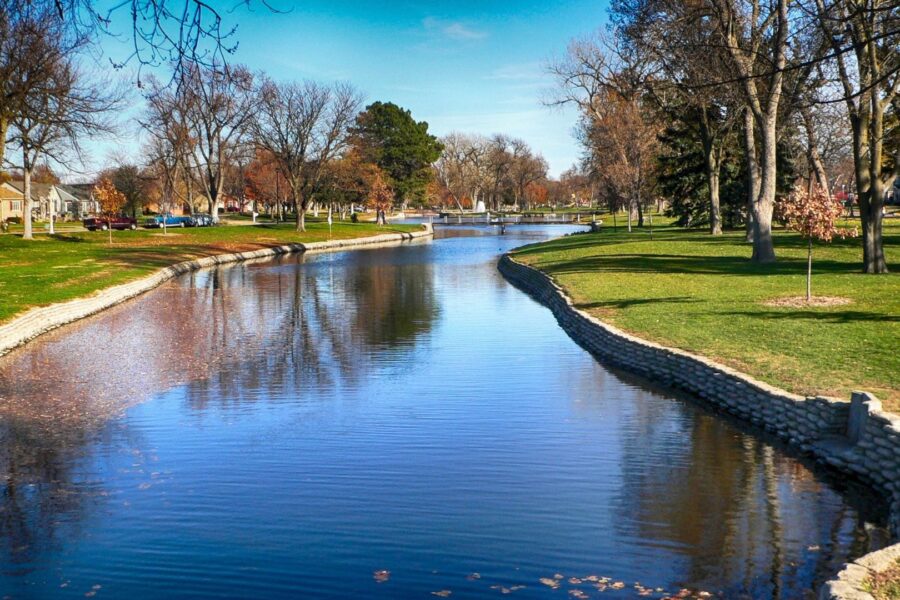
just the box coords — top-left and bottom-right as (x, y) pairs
(498, 252), (900, 600)
(0, 224), (433, 359)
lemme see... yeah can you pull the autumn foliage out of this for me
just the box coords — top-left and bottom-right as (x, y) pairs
(777, 187), (857, 301)
(92, 177), (127, 243)
(367, 170), (393, 225)
(93, 177), (126, 216)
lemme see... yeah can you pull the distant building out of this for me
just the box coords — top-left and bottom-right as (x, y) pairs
(6, 181), (100, 219)
(0, 182), (24, 222)
(58, 183), (100, 217)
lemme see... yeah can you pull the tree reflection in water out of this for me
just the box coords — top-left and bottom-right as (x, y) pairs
(608, 378), (884, 598)
(0, 247), (438, 579)
(181, 250), (438, 409)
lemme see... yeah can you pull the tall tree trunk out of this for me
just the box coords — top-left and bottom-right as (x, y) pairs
(700, 111), (723, 235)
(862, 98), (888, 273)
(742, 108), (760, 243)
(800, 106), (829, 192)
(751, 112), (778, 263)
(0, 117), (7, 175)
(294, 188), (306, 232)
(22, 159), (33, 240)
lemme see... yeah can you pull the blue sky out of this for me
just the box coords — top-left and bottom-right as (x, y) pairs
(97, 0), (610, 177)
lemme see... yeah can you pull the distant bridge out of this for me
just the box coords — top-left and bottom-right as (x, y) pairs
(431, 213), (599, 226)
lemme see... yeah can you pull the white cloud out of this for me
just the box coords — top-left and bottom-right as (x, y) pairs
(422, 17), (487, 41)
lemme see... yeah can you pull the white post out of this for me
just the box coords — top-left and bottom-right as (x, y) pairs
(49, 194), (56, 234)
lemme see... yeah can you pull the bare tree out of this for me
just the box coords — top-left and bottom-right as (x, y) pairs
(180, 63), (255, 223)
(0, 3), (87, 169)
(812, 0), (899, 273)
(141, 74), (198, 215)
(8, 49), (120, 239)
(613, 0), (740, 234)
(548, 29), (658, 227)
(704, 0), (795, 263)
(251, 77), (361, 231)
(508, 139), (549, 210)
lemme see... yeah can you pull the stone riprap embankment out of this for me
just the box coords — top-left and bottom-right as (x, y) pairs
(497, 253), (900, 600)
(0, 225), (432, 359)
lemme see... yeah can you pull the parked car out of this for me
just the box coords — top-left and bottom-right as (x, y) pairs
(188, 213), (214, 227)
(144, 214), (192, 228)
(83, 215), (138, 231)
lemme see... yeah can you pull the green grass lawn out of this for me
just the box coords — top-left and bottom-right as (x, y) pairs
(0, 221), (419, 325)
(513, 215), (900, 408)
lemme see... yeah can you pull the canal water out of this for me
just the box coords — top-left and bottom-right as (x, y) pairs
(0, 225), (885, 599)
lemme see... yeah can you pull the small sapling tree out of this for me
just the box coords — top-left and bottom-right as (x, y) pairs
(93, 177), (126, 244)
(778, 187), (857, 302)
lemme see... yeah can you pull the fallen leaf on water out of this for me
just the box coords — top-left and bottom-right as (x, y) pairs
(568, 577), (582, 584)
(569, 591), (588, 599)
(431, 591), (451, 597)
(553, 573), (564, 580)
(610, 581), (625, 589)
(373, 570), (390, 583)
(807, 545), (821, 552)
(467, 573), (481, 581)
(540, 578), (560, 589)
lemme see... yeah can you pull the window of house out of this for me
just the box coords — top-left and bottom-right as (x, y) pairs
(11, 201), (21, 211)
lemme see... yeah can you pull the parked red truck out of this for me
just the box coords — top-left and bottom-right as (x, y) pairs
(82, 216), (138, 231)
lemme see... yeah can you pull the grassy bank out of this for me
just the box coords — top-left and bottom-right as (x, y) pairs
(0, 221), (419, 325)
(512, 217), (899, 408)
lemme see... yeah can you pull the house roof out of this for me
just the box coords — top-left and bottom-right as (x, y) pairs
(7, 181), (53, 199)
(60, 183), (94, 201)
(55, 187), (78, 202)
(0, 182), (23, 200)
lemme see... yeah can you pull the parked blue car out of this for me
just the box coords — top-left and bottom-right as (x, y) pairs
(144, 214), (192, 228)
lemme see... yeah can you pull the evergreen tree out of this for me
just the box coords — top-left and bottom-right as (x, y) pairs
(350, 102), (443, 206)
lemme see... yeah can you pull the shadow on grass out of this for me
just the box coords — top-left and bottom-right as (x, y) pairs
(48, 234), (87, 243)
(725, 309), (898, 323)
(516, 222), (898, 259)
(576, 296), (699, 310)
(542, 253), (857, 277)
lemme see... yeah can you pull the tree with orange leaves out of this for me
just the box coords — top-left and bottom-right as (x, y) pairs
(92, 177), (126, 244)
(367, 169), (393, 226)
(778, 187), (857, 302)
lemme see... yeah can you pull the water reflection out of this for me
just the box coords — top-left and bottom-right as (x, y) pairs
(0, 226), (886, 599)
(0, 245), (438, 427)
(614, 392), (878, 598)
